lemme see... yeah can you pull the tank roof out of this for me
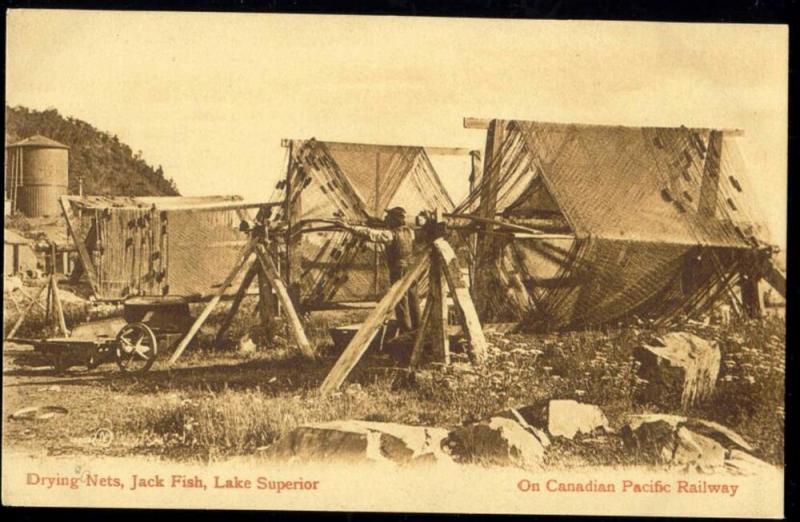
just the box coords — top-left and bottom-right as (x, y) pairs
(7, 135), (69, 149)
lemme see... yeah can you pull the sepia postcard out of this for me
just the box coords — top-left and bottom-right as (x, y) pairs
(2, 9), (787, 517)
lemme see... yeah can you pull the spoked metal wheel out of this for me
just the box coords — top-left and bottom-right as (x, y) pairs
(115, 322), (158, 374)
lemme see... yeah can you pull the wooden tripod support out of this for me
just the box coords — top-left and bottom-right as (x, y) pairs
(5, 244), (69, 341)
(167, 221), (314, 365)
(319, 235), (487, 395)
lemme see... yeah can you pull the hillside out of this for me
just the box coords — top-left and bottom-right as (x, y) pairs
(5, 105), (180, 197)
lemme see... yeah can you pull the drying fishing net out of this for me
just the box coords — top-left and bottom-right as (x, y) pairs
(459, 120), (769, 329)
(63, 196), (248, 300)
(268, 140), (454, 308)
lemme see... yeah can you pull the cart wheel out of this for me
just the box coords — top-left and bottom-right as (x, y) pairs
(116, 322), (158, 374)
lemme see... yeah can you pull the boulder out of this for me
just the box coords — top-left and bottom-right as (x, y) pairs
(725, 449), (774, 476)
(444, 416), (546, 470)
(493, 408), (551, 447)
(624, 414), (753, 452)
(621, 414), (758, 471)
(265, 420), (452, 466)
(547, 400), (610, 439)
(681, 418), (753, 453)
(498, 400), (608, 440)
(620, 418), (677, 463)
(634, 332), (720, 409)
(672, 426), (727, 468)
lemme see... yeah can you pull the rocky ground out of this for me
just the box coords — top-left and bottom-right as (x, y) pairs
(2, 307), (785, 474)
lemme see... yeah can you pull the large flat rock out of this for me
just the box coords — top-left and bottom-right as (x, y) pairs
(265, 420), (452, 466)
(444, 416), (546, 470)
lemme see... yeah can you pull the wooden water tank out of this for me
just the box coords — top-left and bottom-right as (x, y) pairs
(6, 135), (69, 217)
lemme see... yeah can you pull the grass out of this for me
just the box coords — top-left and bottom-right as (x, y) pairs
(118, 311), (784, 466)
(4, 286), (784, 467)
(123, 381), (432, 461)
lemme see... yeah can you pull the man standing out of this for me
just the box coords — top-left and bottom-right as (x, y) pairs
(336, 207), (421, 332)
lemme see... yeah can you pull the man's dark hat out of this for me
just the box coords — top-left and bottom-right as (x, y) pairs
(386, 206), (407, 217)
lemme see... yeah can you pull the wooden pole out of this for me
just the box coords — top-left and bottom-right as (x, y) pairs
(59, 197), (100, 294)
(432, 238), (487, 364)
(256, 263), (275, 337)
(473, 120), (505, 318)
(764, 261), (786, 299)
(467, 150), (482, 289)
(409, 293), (434, 368)
(429, 253), (450, 364)
(5, 284), (47, 340)
(253, 243), (315, 359)
(320, 253), (429, 394)
(50, 274), (69, 336)
(213, 263), (258, 344)
(168, 241), (256, 365)
(45, 276), (53, 328)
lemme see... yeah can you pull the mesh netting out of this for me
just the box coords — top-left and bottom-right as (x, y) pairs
(69, 197), (248, 300)
(269, 140), (453, 307)
(466, 120), (768, 329)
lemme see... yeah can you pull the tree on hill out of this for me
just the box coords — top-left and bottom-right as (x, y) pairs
(5, 105), (180, 197)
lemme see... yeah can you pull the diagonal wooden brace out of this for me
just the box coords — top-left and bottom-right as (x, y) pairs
(253, 243), (315, 360)
(320, 252), (430, 394)
(5, 283), (48, 340)
(60, 196), (100, 294)
(214, 262), (259, 344)
(432, 238), (487, 365)
(168, 240), (256, 365)
(50, 274), (69, 337)
(408, 290), (434, 368)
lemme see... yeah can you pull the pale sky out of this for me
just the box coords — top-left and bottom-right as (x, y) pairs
(6, 10), (788, 247)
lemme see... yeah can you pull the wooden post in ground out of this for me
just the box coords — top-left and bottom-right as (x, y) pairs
(253, 243), (314, 359)
(473, 120), (504, 318)
(5, 283), (47, 340)
(429, 253), (450, 364)
(214, 263), (258, 344)
(320, 253), (429, 394)
(45, 275), (53, 329)
(433, 238), (487, 365)
(168, 241), (256, 365)
(409, 290), (434, 368)
(256, 264), (276, 339)
(50, 275), (69, 337)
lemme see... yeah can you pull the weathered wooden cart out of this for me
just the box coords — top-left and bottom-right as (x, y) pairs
(20, 298), (191, 374)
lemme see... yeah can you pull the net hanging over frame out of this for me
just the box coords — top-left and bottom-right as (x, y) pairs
(269, 139), (455, 309)
(63, 195), (251, 301)
(463, 119), (771, 330)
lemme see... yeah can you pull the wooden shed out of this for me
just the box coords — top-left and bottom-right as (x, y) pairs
(4, 229), (38, 276)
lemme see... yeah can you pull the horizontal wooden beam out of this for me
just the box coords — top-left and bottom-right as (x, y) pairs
(304, 301), (379, 311)
(512, 233), (577, 240)
(463, 117), (745, 136)
(64, 196), (279, 213)
(463, 117), (492, 130)
(281, 138), (476, 156)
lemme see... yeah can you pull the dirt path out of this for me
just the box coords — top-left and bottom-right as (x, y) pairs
(3, 342), (335, 458)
